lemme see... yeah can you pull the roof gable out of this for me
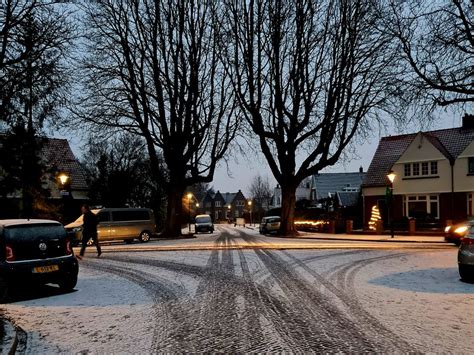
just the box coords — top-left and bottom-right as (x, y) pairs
(363, 127), (474, 187)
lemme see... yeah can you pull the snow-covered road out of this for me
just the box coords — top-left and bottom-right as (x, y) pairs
(1, 226), (473, 353)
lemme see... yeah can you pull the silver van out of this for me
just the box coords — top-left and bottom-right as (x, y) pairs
(65, 208), (156, 245)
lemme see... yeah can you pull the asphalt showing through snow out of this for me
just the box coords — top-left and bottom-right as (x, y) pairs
(2, 226), (461, 353)
(81, 227), (425, 353)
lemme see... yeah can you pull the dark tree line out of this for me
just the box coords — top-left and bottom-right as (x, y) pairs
(0, 1), (73, 218)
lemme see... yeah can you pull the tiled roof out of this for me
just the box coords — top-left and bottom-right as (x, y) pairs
(336, 191), (360, 207)
(313, 172), (366, 201)
(363, 127), (474, 187)
(41, 138), (88, 191)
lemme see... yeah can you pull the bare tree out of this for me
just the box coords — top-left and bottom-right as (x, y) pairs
(248, 174), (272, 211)
(222, 0), (398, 235)
(386, 0), (474, 116)
(77, 1), (239, 236)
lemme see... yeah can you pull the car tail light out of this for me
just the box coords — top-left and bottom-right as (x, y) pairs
(444, 226), (451, 233)
(5, 245), (15, 262)
(65, 240), (72, 255)
(461, 237), (474, 245)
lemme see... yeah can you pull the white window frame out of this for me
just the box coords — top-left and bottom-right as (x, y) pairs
(403, 194), (439, 219)
(215, 201), (221, 207)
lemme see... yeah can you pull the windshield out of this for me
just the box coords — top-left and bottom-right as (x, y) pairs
(196, 216), (211, 224)
(5, 224), (66, 240)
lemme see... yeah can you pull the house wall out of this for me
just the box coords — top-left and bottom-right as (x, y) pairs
(393, 133), (452, 194)
(454, 141), (474, 192)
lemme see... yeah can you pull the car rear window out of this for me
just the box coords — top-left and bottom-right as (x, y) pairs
(267, 218), (281, 223)
(4, 224), (66, 240)
(112, 210), (150, 222)
(196, 216), (211, 223)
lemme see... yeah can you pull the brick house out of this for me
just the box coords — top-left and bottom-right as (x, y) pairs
(362, 117), (474, 229)
(199, 189), (248, 221)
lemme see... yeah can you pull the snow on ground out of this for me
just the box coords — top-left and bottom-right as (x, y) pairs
(287, 249), (474, 353)
(2, 265), (154, 354)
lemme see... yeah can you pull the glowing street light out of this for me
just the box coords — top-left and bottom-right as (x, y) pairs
(187, 193), (193, 232)
(58, 173), (69, 186)
(248, 200), (253, 226)
(386, 170), (396, 238)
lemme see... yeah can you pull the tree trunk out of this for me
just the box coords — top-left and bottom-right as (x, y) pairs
(280, 184), (298, 236)
(162, 185), (186, 237)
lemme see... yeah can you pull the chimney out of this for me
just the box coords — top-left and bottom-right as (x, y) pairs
(462, 114), (474, 129)
(359, 166), (363, 173)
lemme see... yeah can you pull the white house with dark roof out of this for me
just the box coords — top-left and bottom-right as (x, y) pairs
(362, 115), (474, 228)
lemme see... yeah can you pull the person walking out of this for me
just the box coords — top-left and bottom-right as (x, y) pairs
(78, 204), (101, 259)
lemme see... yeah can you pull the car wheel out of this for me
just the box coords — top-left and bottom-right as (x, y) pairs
(58, 275), (77, 291)
(139, 231), (151, 243)
(459, 264), (474, 283)
(0, 277), (9, 303)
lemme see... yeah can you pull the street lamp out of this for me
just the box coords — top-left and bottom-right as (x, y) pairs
(387, 170), (396, 238)
(58, 173), (69, 187)
(248, 200), (253, 226)
(187, 193), (193, 233)
(227, 204), (231, 223)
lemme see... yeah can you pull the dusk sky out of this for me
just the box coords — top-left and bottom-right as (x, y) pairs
(55, 112), (462, 197)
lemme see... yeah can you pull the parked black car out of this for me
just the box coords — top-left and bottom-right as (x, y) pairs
(0, 219), (79, 303)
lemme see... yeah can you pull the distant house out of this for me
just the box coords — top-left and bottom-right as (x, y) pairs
(199, 189), (248, 221)
(362, 116), (474, 228)
(311, 169), (366, 209)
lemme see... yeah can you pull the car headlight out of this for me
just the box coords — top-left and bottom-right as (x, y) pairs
(73, 227), (82, 232)
(444, 226), (451, 233)
(454, 226), (468, 235)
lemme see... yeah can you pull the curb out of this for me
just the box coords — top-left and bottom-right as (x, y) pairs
(273, 235), (449, 244)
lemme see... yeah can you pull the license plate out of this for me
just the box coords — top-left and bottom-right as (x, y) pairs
(33, 265), (59, 273)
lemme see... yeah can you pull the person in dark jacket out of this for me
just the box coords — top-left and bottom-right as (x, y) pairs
(78, 204), (101, 258)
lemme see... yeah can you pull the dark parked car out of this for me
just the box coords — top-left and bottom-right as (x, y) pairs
(195, 214), (214, 233)
(0, 219), (79, 302)
(458, 220), (474, 282)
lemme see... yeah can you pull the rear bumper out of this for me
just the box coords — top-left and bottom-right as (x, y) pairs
(0, 256), (78, 284)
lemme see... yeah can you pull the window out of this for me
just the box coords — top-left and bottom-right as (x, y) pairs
(112, 210), (149, 222)
(97, 211), (111, 222)
(215, 201), (221, 207)
(403, 195), (439, 219)
(412, 163), (420, 176)
(404, 161), (438, 178)
(215, 211), (219, 220)
(469, 157), (474, 175)
(421, 162), (429, 175)
(404, 164), (411, 176)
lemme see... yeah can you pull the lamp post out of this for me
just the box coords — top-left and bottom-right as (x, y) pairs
(187, 193), (193, 233)
(248, 200), (253, 226)
(387, 170), (396, 238)
(227, 204), (231, 223)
